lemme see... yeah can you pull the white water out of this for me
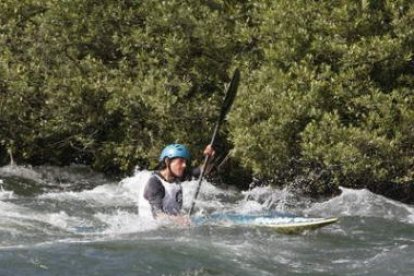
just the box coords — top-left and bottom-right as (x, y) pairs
(305, 187), (414, 224)
(1, 166), (414, 240)
(0, 165), (413, 275)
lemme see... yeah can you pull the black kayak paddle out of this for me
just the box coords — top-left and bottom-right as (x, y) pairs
(188, 68), (240, 216)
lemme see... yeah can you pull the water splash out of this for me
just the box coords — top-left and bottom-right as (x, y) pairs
(305, 187), (414, 224)
(1, 165), (413, 250)
(1, 165), (413, 275)
(94, 210), (159, 234)
(0, 179), (14, 200)
(0, 165), (44, 183)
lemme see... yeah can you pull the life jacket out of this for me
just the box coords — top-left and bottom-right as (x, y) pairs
(138, 172), (183, 218)
(154, 173), (183, 215)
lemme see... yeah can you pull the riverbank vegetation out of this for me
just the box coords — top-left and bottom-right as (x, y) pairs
(1, 0), (413, 201)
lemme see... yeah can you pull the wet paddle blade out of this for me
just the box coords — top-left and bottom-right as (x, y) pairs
(218, 69), (240, 123)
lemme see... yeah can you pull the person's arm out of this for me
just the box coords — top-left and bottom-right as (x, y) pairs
(182, 145), (216, 180)
(203, 144), (215, 157)
(143, 177), (165, 218)
(196, 144), (216, 176)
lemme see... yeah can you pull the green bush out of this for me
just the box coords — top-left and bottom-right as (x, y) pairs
(229, 0), (414, 191)
(0, 0), (252, 174)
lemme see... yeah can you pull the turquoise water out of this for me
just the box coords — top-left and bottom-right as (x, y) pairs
(0, 165), (413, 275)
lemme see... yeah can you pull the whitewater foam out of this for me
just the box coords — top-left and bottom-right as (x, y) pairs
(0, 165), (45, 183)
(1, 164), (413, 252)
(94, 209), (160, 234)
(0, 180), (14, 200)
(305, 187), (414, 224)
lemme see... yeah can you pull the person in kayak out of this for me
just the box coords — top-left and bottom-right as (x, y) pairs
(140, 143), (215, 225)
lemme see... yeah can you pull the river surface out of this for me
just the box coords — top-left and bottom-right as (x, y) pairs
(0, 165), (413, 275)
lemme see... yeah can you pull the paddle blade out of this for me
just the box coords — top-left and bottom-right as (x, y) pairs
(219, 68), (240, 122)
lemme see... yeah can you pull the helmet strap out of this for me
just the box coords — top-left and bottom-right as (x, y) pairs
(165, 158), (180, 181)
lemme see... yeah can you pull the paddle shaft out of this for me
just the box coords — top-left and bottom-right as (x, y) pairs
(188, 121), (221, 216)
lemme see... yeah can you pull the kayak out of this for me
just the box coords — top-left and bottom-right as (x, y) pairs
(191, 213), (338, 234)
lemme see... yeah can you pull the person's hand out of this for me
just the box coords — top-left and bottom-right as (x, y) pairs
(203, 144), (215, 157)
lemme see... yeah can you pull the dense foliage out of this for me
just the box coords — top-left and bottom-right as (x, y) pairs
(229, 0), (414, 194)
(0, 0), (252, 174)
(1, 0), (413, 196)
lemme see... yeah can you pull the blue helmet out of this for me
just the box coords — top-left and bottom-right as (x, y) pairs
(159, 144), (191, 162)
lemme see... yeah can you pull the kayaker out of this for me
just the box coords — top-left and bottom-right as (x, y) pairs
(139, 143), (215, 225)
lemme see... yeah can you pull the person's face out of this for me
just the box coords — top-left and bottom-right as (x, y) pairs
(168, 158), (187, 177)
